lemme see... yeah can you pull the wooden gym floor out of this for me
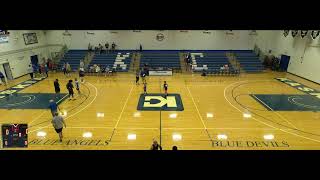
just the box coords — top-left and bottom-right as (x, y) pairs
(0, 70), (320, 150)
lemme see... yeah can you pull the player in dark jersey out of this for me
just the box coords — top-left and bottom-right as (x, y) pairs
(163, 81), (168, 96)
(79, 67), (85, 83)
(54, 79), (60, 93)
(143, 82), (147, 94)
(66, 80), (74, 100)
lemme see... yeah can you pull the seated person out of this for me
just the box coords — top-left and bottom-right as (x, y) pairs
(89, 66), (94, 73)
(220, 65), (225, 72)
(95, 65), (100, 73)
(224, 64), (229, 73)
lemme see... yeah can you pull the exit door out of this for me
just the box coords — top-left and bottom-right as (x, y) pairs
(280, 55), (290, 72)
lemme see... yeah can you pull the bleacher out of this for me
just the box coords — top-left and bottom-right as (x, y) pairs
(235, 51), (264, 72)
(58, 50), (87, 71)
(140, 51), (181, 70)
(89, 52), (132, 72)
(191, 51), (239, 75)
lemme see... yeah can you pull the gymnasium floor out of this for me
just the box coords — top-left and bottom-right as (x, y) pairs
(1, 70), (320, 150)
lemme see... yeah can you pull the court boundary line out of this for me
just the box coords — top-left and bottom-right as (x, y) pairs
(108, 84), (134, 141)
(186, 86), (213, 141)
(26, 126), (291, 131)
(224, 80), (320, 143)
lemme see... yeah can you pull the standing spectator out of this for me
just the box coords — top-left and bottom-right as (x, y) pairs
(111, 42), (116, 52)
(104, 66), (110, 77)
(66, 63), (71, 77)
(51, 112), (66, 142)
(28, 64), (34, 79)
(79, 67), (85, 83)
(150, 140), (162, 150)
(54, 79), (60, 93)
(88, 43), (92, 52)
(63, 62), (67, 75)
(45, 64), (49, 77)
(139, 44), (142, 52)
(49, 99), (60, 117)
(135, 71), (140, 85)
(105, 42), (109, 53)
(99, 44), (103, 54)
(66, 80), (74, 100)
(38, 63), (42, 76)
(0, 71), (6, 85)
(46, 59), (50, 70)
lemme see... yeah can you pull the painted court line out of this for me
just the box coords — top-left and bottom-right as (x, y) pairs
(251, 94), (274, 111)
(114, 84), (134, 130)
(224, 80), (320, 143)
(29, 111), (47, 125)
(186, 86), (213, 141)
(251, 93), (298, 129)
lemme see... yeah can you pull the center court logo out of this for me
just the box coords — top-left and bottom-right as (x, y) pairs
(137, 93), (184, 111)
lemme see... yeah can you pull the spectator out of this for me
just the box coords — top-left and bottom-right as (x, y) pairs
(135, 71), (140, 85)
(63, 62), (67, 75)
(104, 66), (110, 77)
(95, 65), (101, 73)
(28, 64), (34, 79)
(105, 42), (109, 53)
(45, 64), (49, 77)
(0, 71), (6, 85)
(80, 60), (84, 68)
(139, 44), (142, 52)
(150, 140), (162, 150)
(66, 63), (71, 77)
(99, 44), (103, 54)
(51, 112), (66, 142)
(111, 42), (116, 52)
(88, 43), (92, 52)
(172, 146), (178, 150)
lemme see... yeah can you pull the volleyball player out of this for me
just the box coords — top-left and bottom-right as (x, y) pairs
(66, 80), (74, 100)
(163, 81), (168, 96)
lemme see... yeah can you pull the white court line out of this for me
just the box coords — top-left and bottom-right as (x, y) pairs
(28, 82), (98, 133)
(29, 111), (47, 125)
(224, 80), (320, 143)
(29, 94), (69, 125)
(251, 94), (274, 111)
(251, 92), (298, 129)
(113, 84), (134, 129)
(186, 86), (209, 131)
(26, 126), (291, 131)
(57, 94), (69, 104)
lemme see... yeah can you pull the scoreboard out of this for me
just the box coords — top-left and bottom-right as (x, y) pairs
(1, 124), (28, 148)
